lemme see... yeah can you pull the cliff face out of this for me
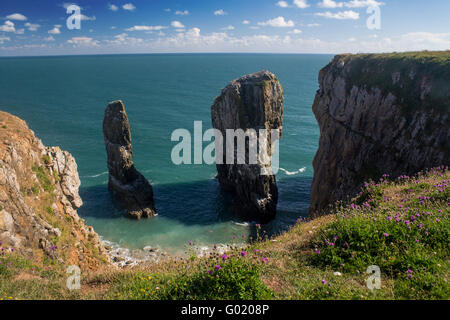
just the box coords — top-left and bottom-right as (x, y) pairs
(212, 71), (284, 223)
(310, 52), (450, 217)
(103, 100), (156, 219)
(0, 111), (109, 271)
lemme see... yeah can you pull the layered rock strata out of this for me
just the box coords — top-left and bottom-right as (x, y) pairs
(211, 71), (284, 223)
(309, 52), (450, 217)
(103, 100), (156, 219)
(0, 111), (109, 271)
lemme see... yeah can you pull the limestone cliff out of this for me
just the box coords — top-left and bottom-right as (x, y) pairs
(212, 71), (284, 223)
(309, 51), (450, 217)
(0, 111), (109, 271)
(103, 100), (156, 219)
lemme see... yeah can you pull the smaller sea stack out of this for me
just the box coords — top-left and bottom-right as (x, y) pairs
(211, 70), (284, 223)
(103, 100), (156, 219)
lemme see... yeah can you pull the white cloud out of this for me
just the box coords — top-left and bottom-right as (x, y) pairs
(44, 36), (55, 41)
(318, 0), (344, 8)
(175, 10), (189, 16)
(293, 0), (310, 8)
(6, 28), (446, 55)
(315, 10), (359, 19)
(48, 26), (61, 34)
(307, 23), (321, 27)
(23, 44), (46, 49)
(114, 33), (128, 42)
(289, 29), (303, 34)
(0, 36), (10, 44)
(276, 1), (289, 7)
(186, 28), (201, 38)
(242, 20), (250, 25)
(67, 36), (99, 46)
(345, 32), (450, 53)
(108, 4), (119, 11)
(15, 28), (25, 34)
(6, 13), (27, 21)
(164, 8), (171, 12)
(62, 3), (81, 9)
(110, 26), (117, 30)
(318, 0), (383, 8)
(171, 21), (185, 29)
(125, 25), (166, 31)
(222, 25), (235, 31)
(344, 0), (383, 8)
(24, 22), (40, 31)
(258, 16), (295, 27)
(214, 9), (227, 16)
(399, 32), (450, 46)
(122, 3), (136, 11)
(105, 33), (144, 46)
(0, 21), (15, 33)
(77, 14), (96, 21)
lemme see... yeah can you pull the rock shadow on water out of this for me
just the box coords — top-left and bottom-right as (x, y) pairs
(78, 174), (312, 241)
(247, 175), (313, 241)
(78, 178), (236, 226)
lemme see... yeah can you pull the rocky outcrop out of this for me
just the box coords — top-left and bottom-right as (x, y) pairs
(103, 100), (156, 219)
(0, 111), (109, 271)
(309, 52), (450, 217)
(212, 71), (284, 223)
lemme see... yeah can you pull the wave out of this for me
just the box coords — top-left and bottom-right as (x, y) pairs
(279, 167), (307, 176)
(81, 171), (108, 178)
(232, 221), (251, 226)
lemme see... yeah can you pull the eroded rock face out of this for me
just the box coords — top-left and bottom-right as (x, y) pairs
(0, 111), (109, 271)
(211, 71), (284, 223)
(103, 100), (156, 219)
(309, 53), (450, 218)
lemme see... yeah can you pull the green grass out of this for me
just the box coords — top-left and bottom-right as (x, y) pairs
(107, 256), (273, 300)
(0, 254), (37, 279)
(338, 51), (450, 117)
(41, 155), (51, 165)
(45, 206), (54, 216)
(309, 168), (449, 299)
(0, 166), (448, 300)
(32, 165), (54, 193)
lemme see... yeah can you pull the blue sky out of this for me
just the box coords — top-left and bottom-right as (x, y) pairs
(0, 0), (449, 56)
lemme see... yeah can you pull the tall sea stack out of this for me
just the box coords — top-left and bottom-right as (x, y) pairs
(103, 100), (156, 219)
(211, 71), (284, 223)
(309, 52), (450, 218)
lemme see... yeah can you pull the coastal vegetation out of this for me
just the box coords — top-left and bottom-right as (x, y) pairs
(340, 51), (450, 115)
(1, 166), (448, 300)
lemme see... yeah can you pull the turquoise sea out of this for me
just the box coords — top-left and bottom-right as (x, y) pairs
(0, 54), (332, 255)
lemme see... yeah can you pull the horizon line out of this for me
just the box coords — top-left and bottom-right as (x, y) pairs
(0, 52), (339, 59)
(1, 49), (445, 59)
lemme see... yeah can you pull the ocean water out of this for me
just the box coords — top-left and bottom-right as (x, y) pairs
(0, 54), (332, 255)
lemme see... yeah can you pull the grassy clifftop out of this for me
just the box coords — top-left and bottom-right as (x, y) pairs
(333, 51), (450, 115)
(1, 166), (448, 300)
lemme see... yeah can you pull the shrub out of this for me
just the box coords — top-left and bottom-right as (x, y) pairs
(309, 167), (449, 298)
(32, 166), (54, 193)
(112, 254), (273, 300)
